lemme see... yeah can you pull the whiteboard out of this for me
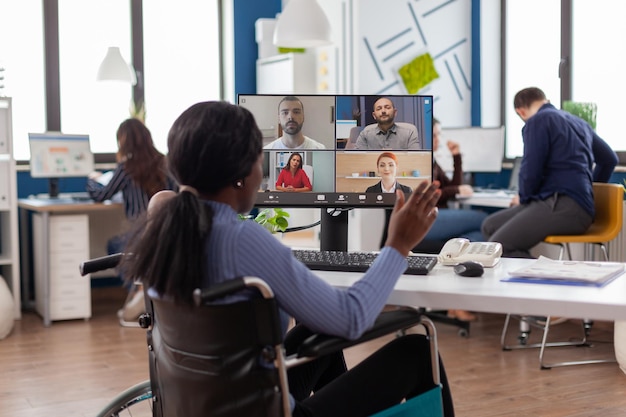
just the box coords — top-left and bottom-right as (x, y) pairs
(433, 127), (505, 173)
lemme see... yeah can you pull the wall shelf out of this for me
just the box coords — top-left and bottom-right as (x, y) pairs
(0, 97), (21, 319)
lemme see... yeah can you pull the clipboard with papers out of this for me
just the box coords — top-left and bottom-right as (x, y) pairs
(502, 256), (626, 287)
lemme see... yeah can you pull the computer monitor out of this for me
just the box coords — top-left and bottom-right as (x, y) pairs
(433, 126), (505, 173)
(28, 132), (95, 198)
(237, 94), (434, 250)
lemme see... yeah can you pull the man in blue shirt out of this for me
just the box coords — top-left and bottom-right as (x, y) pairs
(481, 87), (618, 258)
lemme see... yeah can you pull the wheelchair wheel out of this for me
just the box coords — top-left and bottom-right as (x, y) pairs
(95, 380), (153, 417)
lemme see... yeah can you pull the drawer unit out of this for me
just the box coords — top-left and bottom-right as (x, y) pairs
(33, 214), (91, 321)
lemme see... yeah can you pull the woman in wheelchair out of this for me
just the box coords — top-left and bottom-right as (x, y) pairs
(121, 101), (454, 417)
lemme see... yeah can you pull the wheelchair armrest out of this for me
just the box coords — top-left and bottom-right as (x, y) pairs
(297, 308), (423, 358)
(79, 253), (123, 276)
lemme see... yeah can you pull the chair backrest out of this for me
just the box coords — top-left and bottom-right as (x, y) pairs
(147, 278), (288, 417)
(344, 126), (363, 150)
(589, 182), (624, 241)
(302, 164), (313, 188)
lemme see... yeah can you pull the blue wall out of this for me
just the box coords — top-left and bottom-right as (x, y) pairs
(233, 0), (281, 97)
(17, 172), (88, 199)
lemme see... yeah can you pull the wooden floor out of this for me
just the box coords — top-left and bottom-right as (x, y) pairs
(1, 286), (626, 417)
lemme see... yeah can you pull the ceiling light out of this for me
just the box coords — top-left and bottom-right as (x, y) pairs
(273, 0), (332, 48)
(96, 47), (137, 85)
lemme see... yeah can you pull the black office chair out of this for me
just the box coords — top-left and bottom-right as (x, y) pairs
(145, 277), (443, 416)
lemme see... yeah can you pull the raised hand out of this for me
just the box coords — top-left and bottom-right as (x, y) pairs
(385, 181), (441, 256)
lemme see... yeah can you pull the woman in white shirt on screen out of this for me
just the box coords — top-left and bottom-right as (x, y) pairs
(365, 152), (412, 194)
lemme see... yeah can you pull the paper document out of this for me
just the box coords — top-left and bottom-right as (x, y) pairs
(467, 190), (514, 198)
(95, 170), (123, 203)
(502, 256), (625, 287)
(96, 170), (114, 185)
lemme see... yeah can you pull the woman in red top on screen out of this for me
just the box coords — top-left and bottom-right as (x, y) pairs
(275, 152), (312, 192)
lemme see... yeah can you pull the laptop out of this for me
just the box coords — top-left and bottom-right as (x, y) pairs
(474, 157), (521, 194)
(507, 157), (522, 191)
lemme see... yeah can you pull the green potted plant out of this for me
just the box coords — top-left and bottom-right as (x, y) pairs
(241, 208), (290, 234)
(562, 101), (597, 130)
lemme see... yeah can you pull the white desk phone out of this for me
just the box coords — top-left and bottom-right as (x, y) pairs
(437, 238), (502, 267)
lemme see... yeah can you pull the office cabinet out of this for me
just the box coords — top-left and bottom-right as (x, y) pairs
(0, 97), (20, 319)
(0, 99), (9, 155)
(256, 52), (317, 94)
(0, 159), (10, 210)
(33, 214), (91, 321)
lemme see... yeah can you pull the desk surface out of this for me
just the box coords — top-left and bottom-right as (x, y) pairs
(316, 258), (626, 321)
(457, 190), (514, 208)
(18, 198), (123, 213)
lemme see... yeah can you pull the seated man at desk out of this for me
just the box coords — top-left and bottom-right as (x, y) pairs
(354, 97), (420, 150)
(481, 87), (618, 258)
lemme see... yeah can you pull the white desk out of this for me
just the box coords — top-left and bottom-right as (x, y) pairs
(18, 198), (125, 326)
(316, 258), (626, 321)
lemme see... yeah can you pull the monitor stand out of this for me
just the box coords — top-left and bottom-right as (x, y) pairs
(319, 208), (349, 252)
(48, 178), (60, 198)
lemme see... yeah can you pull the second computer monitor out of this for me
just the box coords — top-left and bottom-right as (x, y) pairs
(28, 132), (95, 197)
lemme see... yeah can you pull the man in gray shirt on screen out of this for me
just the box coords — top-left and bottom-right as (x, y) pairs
(355, 97), (421, 150)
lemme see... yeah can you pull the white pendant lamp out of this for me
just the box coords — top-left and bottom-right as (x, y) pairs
(273, 0), (332, 48)
(96, 46), (137, 85)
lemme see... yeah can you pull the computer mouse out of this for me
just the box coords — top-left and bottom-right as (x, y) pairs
(454, 261), (484, 277)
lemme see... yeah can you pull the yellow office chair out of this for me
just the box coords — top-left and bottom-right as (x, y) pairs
(544, 182), (624, 261)
(502, 182), (624, 368)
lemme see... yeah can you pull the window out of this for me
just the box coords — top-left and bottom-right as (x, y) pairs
(571, 0), (626, 151)
(143, 0), (221, 153)
(504, 0), (561, 158)
(0, 0), (46, 161)
(59, 0), (133, 155)
(2, 0), (221, 161)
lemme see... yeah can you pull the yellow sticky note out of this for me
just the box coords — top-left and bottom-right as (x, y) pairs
(397, 53), (439, 94)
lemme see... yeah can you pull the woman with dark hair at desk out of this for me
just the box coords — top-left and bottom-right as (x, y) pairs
(429, 118), (487, 242)
(275, 152), (312, 192)
(365, 152), (412, 194)
(86, 118), (177, 323)
(122, 101), (454, 416)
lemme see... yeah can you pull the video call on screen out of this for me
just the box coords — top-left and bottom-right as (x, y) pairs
(237, 94), (434, 208)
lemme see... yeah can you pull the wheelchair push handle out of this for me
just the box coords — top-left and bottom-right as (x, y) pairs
(193, 277), (275, 306)
(80, 253), (124, 276)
